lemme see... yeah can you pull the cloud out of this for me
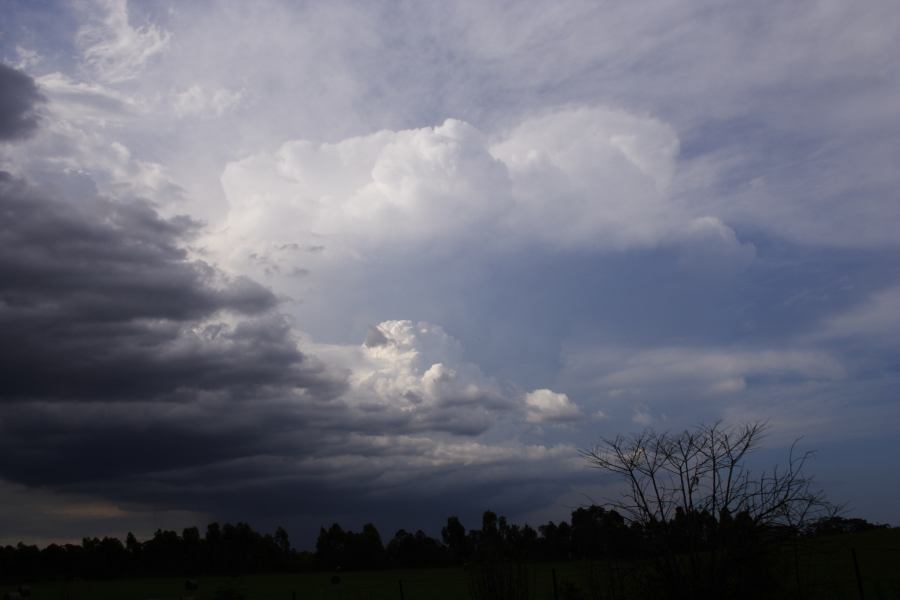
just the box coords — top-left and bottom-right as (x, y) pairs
(524, 389), (582, 423)
(76, 0), (169, 83)
(1, 72), (180, 207)
(13, 46), (42, 71)
(0, 63), (44, 140)
(0, 175), (583, 534)
(0, 58), (588, 529)
(490, 106), (681, 249)
(23, 0), (898, 252)
(215, 107), (749, 268)
(311, 320), (589, 434)
(675, 216), (756, 270)
(217, 118), (510, 260)
(4, 0), (900, 539)
(103, 0), (899, 252)
(563, 344), (846, 400)
(818, 286), (900, 341)
(172, 85), (244, 118)
(312, 320), (513, 436)
(0, 478), (206, 546)
(632, 408), (653, 426)
(0, 171), (338, 404)
(36, 71), (137, 122)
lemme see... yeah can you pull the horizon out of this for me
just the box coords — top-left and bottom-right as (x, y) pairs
(6, 508), (895, 555)
(1, 0), (899, 549)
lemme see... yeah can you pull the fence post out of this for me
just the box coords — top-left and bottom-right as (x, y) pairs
(793, 539), (803, 599)
(851, 548), (865, 600)
(552, 567), (559, 600)
(398, 578), (405, 600)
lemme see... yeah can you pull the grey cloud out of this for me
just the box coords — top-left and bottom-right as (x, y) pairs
(0, 172), (581, 537)
(0, 478), (206, 547)
(0, 63), (44, 140)
(364, 325), (390, 347)
(47, 433), (586, 543)
(0, 172), (337, 403)
(0, 392), (329, 488)
(12, 0), (900, 538)
(0, 390), (582, 544)
(0, 172), (347, 494)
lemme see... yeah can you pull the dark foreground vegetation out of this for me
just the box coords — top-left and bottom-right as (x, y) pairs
(2, 514), (895, 599)
(3, 423), (897, 599)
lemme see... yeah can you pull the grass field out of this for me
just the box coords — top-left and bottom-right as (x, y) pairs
(785, 528), (900, 599)
(13, 569), (471, 600)
(7, 528), (900, 600)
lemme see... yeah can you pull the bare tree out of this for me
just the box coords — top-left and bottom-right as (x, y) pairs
(580, 422), (834, 599)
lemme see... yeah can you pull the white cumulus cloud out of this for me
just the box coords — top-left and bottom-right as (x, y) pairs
(308, 320), (592, 436)
(524, 389), (583, 423)
(212, 106), (750, 279)
(311, 320), (512, 436)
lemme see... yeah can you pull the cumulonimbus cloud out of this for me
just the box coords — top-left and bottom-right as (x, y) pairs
(212, 106), (752, 279)
(0, 65), (585, 534)
(0, 164), (582, 529)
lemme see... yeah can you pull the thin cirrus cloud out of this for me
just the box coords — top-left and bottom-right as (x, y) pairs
(816, 287), (900, 342)
(75, 0), (169, 84)
(561, 345), (846, 398)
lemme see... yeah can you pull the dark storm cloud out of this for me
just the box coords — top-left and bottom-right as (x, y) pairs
(0, 171), (347, 494)
(114, 457), (588, 533)
(0, 63), (44, 140)
(0, 173), (342, 402)
(0, 130), (573, 538)
(0, 170), (557, 530)
(0, 393), (326, 487)
(15, 424), (585, 545)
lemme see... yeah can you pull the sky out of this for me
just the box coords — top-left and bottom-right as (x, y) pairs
(1, 0), (899, 547)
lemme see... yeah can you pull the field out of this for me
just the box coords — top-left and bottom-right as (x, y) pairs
(785, 528), (900, 599)
(8, 529), (900, 600)
(11, 569), (471, 600)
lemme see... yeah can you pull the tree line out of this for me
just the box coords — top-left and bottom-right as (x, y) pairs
(0, 509), (885, 581)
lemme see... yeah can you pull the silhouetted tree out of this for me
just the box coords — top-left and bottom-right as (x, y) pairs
(274, 526), (291, 554)
(805, 515), (888, 536)
(386, 529), (446, 568)
(0, 522), (303, 581)
(467, 512), (533, 600)
(441, 516), (468, 563)
(570, 505), (638, 558)
(125, 531), (141, 567)
(580, 421), (834, 599)
(315, 523), (346, 570)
